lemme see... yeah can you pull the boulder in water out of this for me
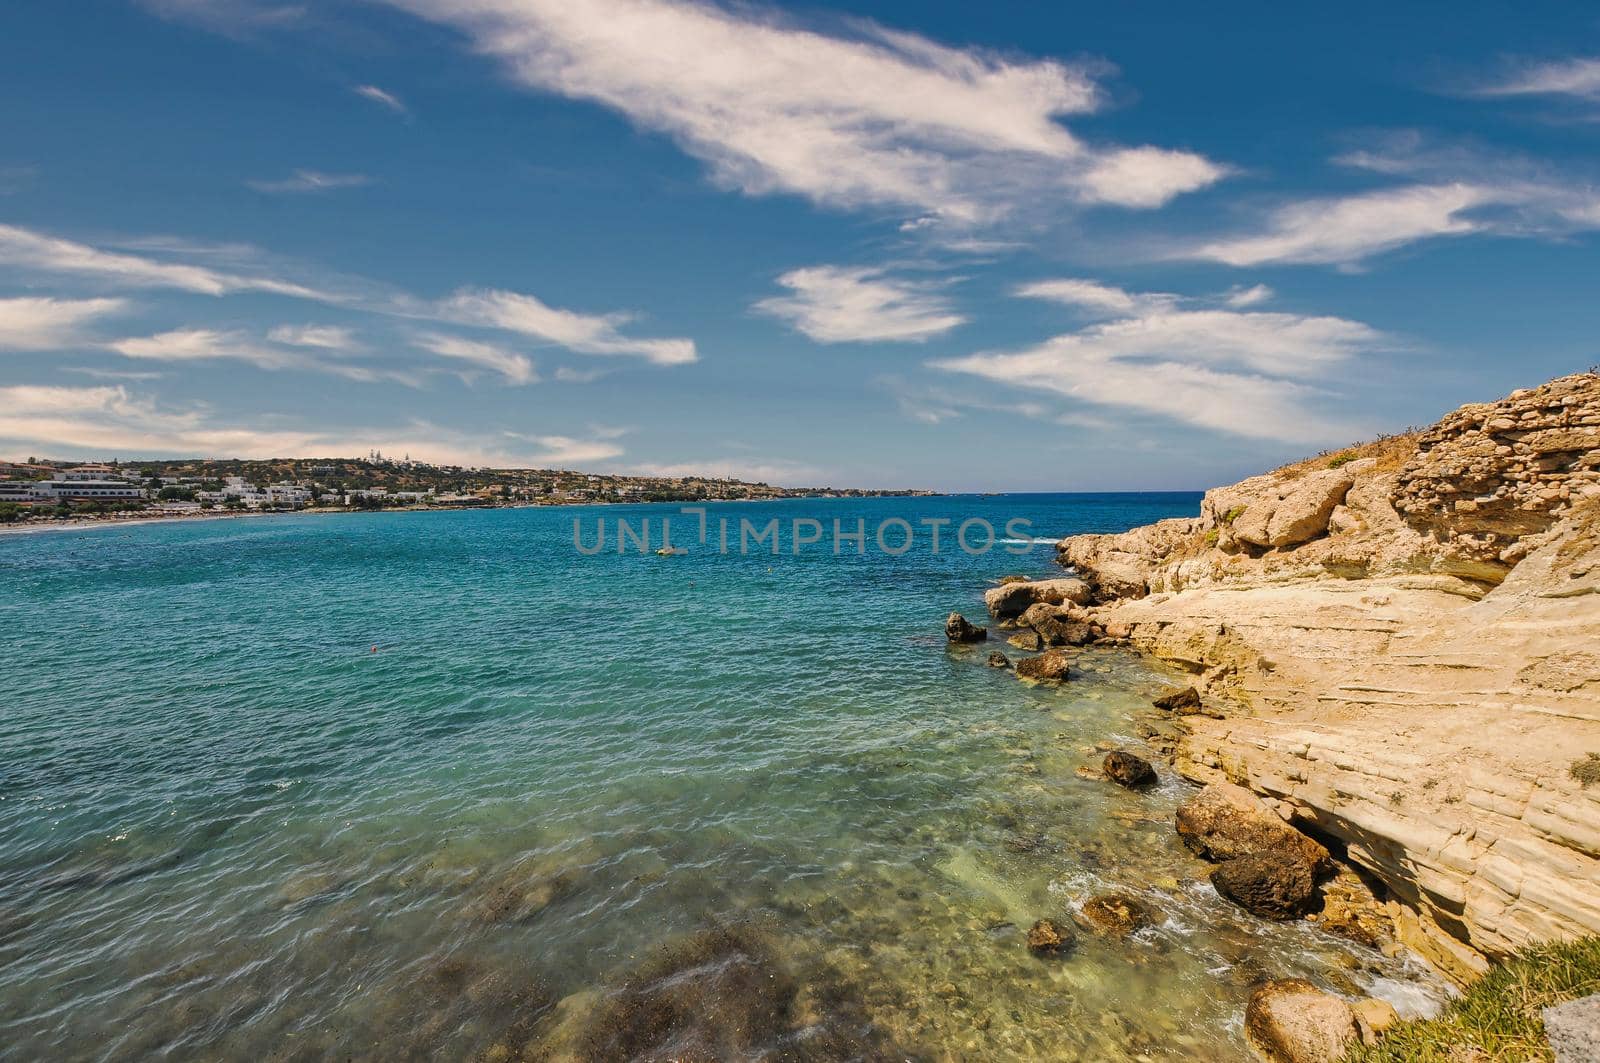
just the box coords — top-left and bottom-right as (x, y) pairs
(1015, 648), (1072, 682)
(987, 651), (1011, 669)
(1102, 751), (1158, 789)
(1211, 851), (1318, 920)
(1244, 979), (1359, 1063)
(1076, 893), (1157, 937)
(984, 577), (1092, 619)
(1025, 918), (1072, 956)
(945, 612), (987, 643)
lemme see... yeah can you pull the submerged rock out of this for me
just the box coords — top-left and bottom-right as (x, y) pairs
(945, 612), (988, 643)
(1244, 979), (1359, 1063)
(1211, 851), (1318, 920)
(987, 651), (1010, 669)
(1007, 630), (1045, 651)
(1102, 751), (1158, 789)
(1015, 648), (1073, 683)
(1076, 893), (1157, 937)
(1175, 783), (1329, 871)
(1025, 918), (1072, 956)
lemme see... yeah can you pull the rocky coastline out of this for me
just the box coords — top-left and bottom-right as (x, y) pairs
(947, 372), (1600, 1059)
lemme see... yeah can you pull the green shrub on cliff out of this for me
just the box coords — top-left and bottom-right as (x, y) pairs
(1349, 936), (1600, 1062)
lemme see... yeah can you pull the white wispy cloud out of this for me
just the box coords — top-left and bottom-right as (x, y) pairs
(413, 332), (538, 384)
(875, 374), (1048, 425)
(247, 170), (373, 195)
(380, 0), (1225, 227)
(354, 84), (409, 114)
(108, 327), (422, 386)
(1188, 183), (1489, 267)
(1184, 134), (1600, 267)
(0, 223), (331, 299)
(0, 223), (701, 375)
(0, 296), (127, 351)
(931, 280), (1386, 442)
(1224, 284), (1274, 308)
(438, 289), (696, 365)
(1014, 278), (1177, 317)
(110, 327), (307, 370)
(267, 324), (358, 350)
(755, 265), (965, 343)
(1476, 57), (1600, 101)
(502, 431), (627, 466)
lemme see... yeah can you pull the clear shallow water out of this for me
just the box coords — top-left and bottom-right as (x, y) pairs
(0, 496), (1444, 1061)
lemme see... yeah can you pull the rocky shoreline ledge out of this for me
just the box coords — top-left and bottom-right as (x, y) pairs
(948, 372), (1600, 1060)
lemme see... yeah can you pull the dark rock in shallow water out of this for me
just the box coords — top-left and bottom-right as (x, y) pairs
(544, 923), (893, 1061)
(945, 612), (988, 643)
(1211, 851), (1318, 920)
(1102, 751), (1157, 789)
(1153, 686), (1203, 713)
(987, 651), (1011, 669)
(1025, 918), (1072, 956)
(1015, 648), (1072, 682)
(1076, 893), (1158, 937)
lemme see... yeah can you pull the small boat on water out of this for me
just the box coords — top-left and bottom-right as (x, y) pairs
(655, 546), (687, 556)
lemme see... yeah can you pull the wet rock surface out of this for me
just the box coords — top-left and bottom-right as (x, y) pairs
(945, 612), (988, 643)
(1244, 979), (1359, 1063)
(1102, 751), (1157, 789)
(1076, 893), (1157, 937)
(1015, 648), (1073, 683)
(1025, 918), (1072, 956)
(1211, 851), (1318, 920)
(1175, 784), (1330, 871)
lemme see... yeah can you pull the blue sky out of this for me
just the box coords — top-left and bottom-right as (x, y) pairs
(1, 0), (1598, 490)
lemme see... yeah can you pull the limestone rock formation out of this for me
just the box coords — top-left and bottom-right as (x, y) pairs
(984, 577), (1091, 619)
(1244, 979), (1359, 1063)
(1058, 373), (1600, 983)
(1175, 783), (1330, 870)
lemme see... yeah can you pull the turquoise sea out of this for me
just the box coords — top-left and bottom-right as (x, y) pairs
(0, 496), (1444, 1061)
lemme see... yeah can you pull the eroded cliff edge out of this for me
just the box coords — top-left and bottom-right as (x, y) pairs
(1057, 373), (1600, 985)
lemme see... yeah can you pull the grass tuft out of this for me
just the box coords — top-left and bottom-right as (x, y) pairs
(1348, 936), (1600, 1062)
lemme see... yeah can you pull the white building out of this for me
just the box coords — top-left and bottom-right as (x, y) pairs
(27, 467), (146, 503)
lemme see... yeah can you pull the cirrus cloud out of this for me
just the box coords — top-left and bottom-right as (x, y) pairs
(379, 0), (1226, 227)
(755, 265), (966, 343)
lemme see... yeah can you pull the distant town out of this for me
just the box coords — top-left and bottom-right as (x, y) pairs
(0, 454), (934, 526)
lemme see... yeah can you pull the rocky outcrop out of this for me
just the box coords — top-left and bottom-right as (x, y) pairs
(1059, 373), (1600, 985)
(1244, 980), (1359, 1063)
(1175, 783), (1330, 870)
(984, 577), (1091, 619)
(944, 612), (987, 643)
